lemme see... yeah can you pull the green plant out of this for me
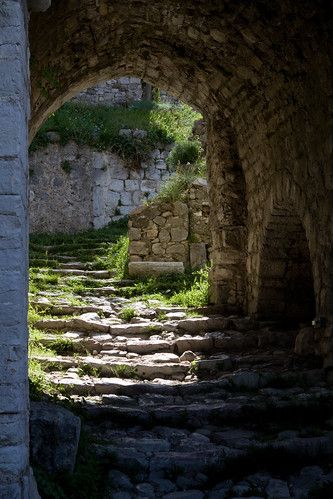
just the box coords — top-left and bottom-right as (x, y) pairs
(190, 360), (199, 373)
(152, 162), (205, 203)
(50, 338), (75, 355)
(29, 359), (58, 399)
(119, 306), (136, 322)
(156, 311), (167, 321)
(77, 364), (101, 378)
(170, 265), (210, 307)
(30, 102), (201, 163)
(104, 235), (129, 279)
(109, 364), (138, 379)
(166, 139), (202, 169)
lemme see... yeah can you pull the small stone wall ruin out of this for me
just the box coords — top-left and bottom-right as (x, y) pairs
(128, 178), (211, 271)
(71, 77), (143, 107)
(29, 140), (173, 233)
(71, 77), (178, 108)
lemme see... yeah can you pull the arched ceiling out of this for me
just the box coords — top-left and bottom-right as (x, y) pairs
(29, 0), (331, 137)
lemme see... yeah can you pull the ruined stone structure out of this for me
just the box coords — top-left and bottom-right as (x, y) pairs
(71, 76), (143, 107)
(29, 141), (172, 233)
(0, 0), (332, 494)
(128, 178), (211, 269)
(71, 77), (178, 108)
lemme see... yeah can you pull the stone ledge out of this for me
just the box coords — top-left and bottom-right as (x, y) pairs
(128, 261), (184, 277)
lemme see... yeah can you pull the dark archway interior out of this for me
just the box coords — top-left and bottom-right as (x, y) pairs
(257, 205), (316, 321)
(28, 0), (333, 320)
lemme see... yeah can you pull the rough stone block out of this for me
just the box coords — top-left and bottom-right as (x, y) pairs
(190, 243), (207, 268)
(171, 227), (188, 242)
(129, 241), (149, 256)
(128, 261), (184, 276)
(30, 402), (81, 474)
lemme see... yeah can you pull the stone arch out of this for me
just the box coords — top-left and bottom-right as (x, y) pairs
(28, 1), (333, 320)
(255, 202), (315, 321)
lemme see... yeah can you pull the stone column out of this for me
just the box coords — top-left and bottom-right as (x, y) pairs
(207, 116), (247, 313)
(0, 0), (30, 496)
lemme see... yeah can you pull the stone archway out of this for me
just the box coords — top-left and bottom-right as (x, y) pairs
(28, 0), (333, 326)
(255, 203), (315, 321)
(1, 1), (333, 493)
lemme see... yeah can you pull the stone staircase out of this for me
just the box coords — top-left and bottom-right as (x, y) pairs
(29, 240), (333, 498)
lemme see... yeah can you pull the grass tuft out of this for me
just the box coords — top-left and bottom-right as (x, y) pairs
(30, 102), (201, 163)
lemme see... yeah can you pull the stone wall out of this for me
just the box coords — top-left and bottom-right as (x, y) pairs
(128, 179), (211, 268)
(0, 1), (30, 495)
(29, 141), (173, 233)
(71, 77), (178, 108)
(71, 77), (143, 107)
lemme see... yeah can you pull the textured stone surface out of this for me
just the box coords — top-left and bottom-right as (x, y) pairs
(29, 143), (173, 233)
(0, 0), (30, 494)
(128, 261), (185, 277)
(0, 1), (332, 492)
(129, 180), (210, 267)
(30, 401), (81, 473)
(72, 76), (143, 107)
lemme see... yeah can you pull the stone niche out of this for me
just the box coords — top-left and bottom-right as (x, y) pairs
(128, 178), (211, 272)
(29, 140), (172, 233)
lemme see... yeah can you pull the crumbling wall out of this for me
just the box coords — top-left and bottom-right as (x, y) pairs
(128, 179), (211, 268)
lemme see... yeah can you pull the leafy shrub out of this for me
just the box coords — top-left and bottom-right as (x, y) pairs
(166, 139), (202, 169)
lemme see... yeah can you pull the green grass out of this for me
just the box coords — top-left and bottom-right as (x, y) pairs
(152, 162), (206, 203)
(49, 338), (75, 355)
(30, 102), (201, 162)
(119, 306), (136, 322)
(117, 266), (210, 308)
(102, 235), (129, 278)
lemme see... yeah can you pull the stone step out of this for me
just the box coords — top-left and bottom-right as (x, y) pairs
(50, 268), (111, 279)
(44, 367), (325, 398)
(83, 391), (333, 430)
(34, 353), (190, 380)
(176, 316), (259, 333)
(59, 261), (91, 270)
(31, 300), (107, 316)
(79, 286), (117, 296)
(38, 324), (297, 362)
(92, 432), (333, 479)
(30, 240), (110, 250)
(34, 314), (168, 336)
(128, 261), (185, 276)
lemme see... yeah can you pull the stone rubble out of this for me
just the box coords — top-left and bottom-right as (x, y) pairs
(29, 242), (333, 498)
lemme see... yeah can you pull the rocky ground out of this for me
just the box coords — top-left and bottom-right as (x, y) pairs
(29, 235), (333, 499)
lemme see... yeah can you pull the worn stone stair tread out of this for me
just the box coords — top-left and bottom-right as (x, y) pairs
(32, 302), (104, 315)
(34, 353), (190, 380)
(51, 268), (111, 278)
(80, 286), (117, 295)
(59, 262), (91, 270)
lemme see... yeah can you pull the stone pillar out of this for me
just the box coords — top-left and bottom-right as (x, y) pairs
(207, 117), (247, 313)
(0, 1), (30, 496)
